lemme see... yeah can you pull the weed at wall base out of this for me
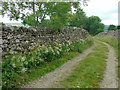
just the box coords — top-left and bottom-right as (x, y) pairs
(2, 36), (94, 88)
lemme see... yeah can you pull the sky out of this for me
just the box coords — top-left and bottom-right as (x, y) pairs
(81, 0), (119, 25)
(0, 0), (119, 25)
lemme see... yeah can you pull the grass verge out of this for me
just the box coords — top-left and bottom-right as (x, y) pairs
(95, 36), (119, 77)
(20, 45), (93, 87)
(2, 36), (94, 89)
(21, 52), (80, 86)
(59, 41), (108, 88)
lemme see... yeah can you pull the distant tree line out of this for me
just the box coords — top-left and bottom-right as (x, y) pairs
(108, 25), (117, 30)
(1, 0), (104, 35)
(108, 24), (118, 31)
(67, 8), (105, 35)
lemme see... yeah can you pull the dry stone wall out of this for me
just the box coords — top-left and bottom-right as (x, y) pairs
(1, 25), (88, 56)
(97, 30), (120, 39)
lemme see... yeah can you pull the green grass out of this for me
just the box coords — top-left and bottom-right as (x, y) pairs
(95, 36), (119, 77)
(2, 36), (94, 88)
(95, 36), (118, 55)
(21, 47), (93, 86)
(59, 41), (108, 88)
(12, 40), (93, 88)
(20, 52), (80, 86)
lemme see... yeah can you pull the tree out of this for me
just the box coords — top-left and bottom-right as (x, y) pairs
(0, 22), (5, 25)
(68, 8), (87, 28)
(0, 0), (89, 30)
(83, 16), (105, 35)
(108, 24), (117, 31)
(117, 25), (120, 30)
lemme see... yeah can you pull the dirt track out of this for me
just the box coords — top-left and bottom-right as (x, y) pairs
(21, 43), (96, 88)
(21, 41), (118, 88)
(99, 42), (118, 88)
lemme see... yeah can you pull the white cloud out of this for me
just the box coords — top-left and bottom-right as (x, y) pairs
(102, 20), (117, 25)
(0, 15), (22, 23)
(81, 0), (119, 25)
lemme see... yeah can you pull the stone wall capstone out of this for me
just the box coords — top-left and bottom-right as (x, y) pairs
(1, 25), (88, 56)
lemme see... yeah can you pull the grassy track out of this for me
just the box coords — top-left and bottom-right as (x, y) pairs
(59, 41), (108, 88)
(2, 36), (94, 88)
(96, 36), (119, 77)
(17, 39), (93, 88)
(21, 52), (80, 86)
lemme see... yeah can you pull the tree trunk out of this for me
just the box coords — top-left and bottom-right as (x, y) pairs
(32, 0), (35, 21)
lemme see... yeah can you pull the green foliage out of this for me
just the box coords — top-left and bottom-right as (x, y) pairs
(68, 8), (87, 28)
(0, 22), (5, 25)
(108, 24), (117, 31)
(39, 2), (72, 31)
(2, 37), (94, 88)
(84, 16), (105, 35)
(95, 28), (104, 35)
(117, 25), (120, 30)
(1, 1), (88, 31)
(60, 41), (108, 88)
(22, 52), (80, 87)
(1, 1), (105, 34)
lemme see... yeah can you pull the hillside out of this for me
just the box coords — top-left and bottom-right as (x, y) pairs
(5, 23), (29, 27)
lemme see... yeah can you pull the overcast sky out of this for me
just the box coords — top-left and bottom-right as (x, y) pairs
(0, 0), (119, 25)
(81, 0), (119, 25)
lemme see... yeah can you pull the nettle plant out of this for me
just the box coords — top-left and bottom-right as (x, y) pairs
(2, 37), (93, 88)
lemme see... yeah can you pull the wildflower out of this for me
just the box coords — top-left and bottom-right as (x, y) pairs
(48, 47), (54, 52)
(26, 41), (29, 43)
(51, 49), (54, 53)
(12, 63), (16, 68)
(39, 58), (44, 62)
(59, 48), (62, 52)
(68, 41), (72, 45)
(59, 44), (62, 47)
(10, 50), (14, 54)
(16, 39), (19, 42)
(4, 81), (6, 84)
(21, 57), (26, 62)
(37, 61), (39, 64)
(24, 61), (28, 65)
(48, 46), (52, 50)
(21, 67), (27, 73)
(66, 48), (70, 52)
(66, 44), (69, 47)
(56, 51), (60, 55)
(80, 39), (85, 42)
(56, 47), (59, 50)
(11, 56), (15, 61)
(41, 44), (45, 48)
(45, 49), (49, 53)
